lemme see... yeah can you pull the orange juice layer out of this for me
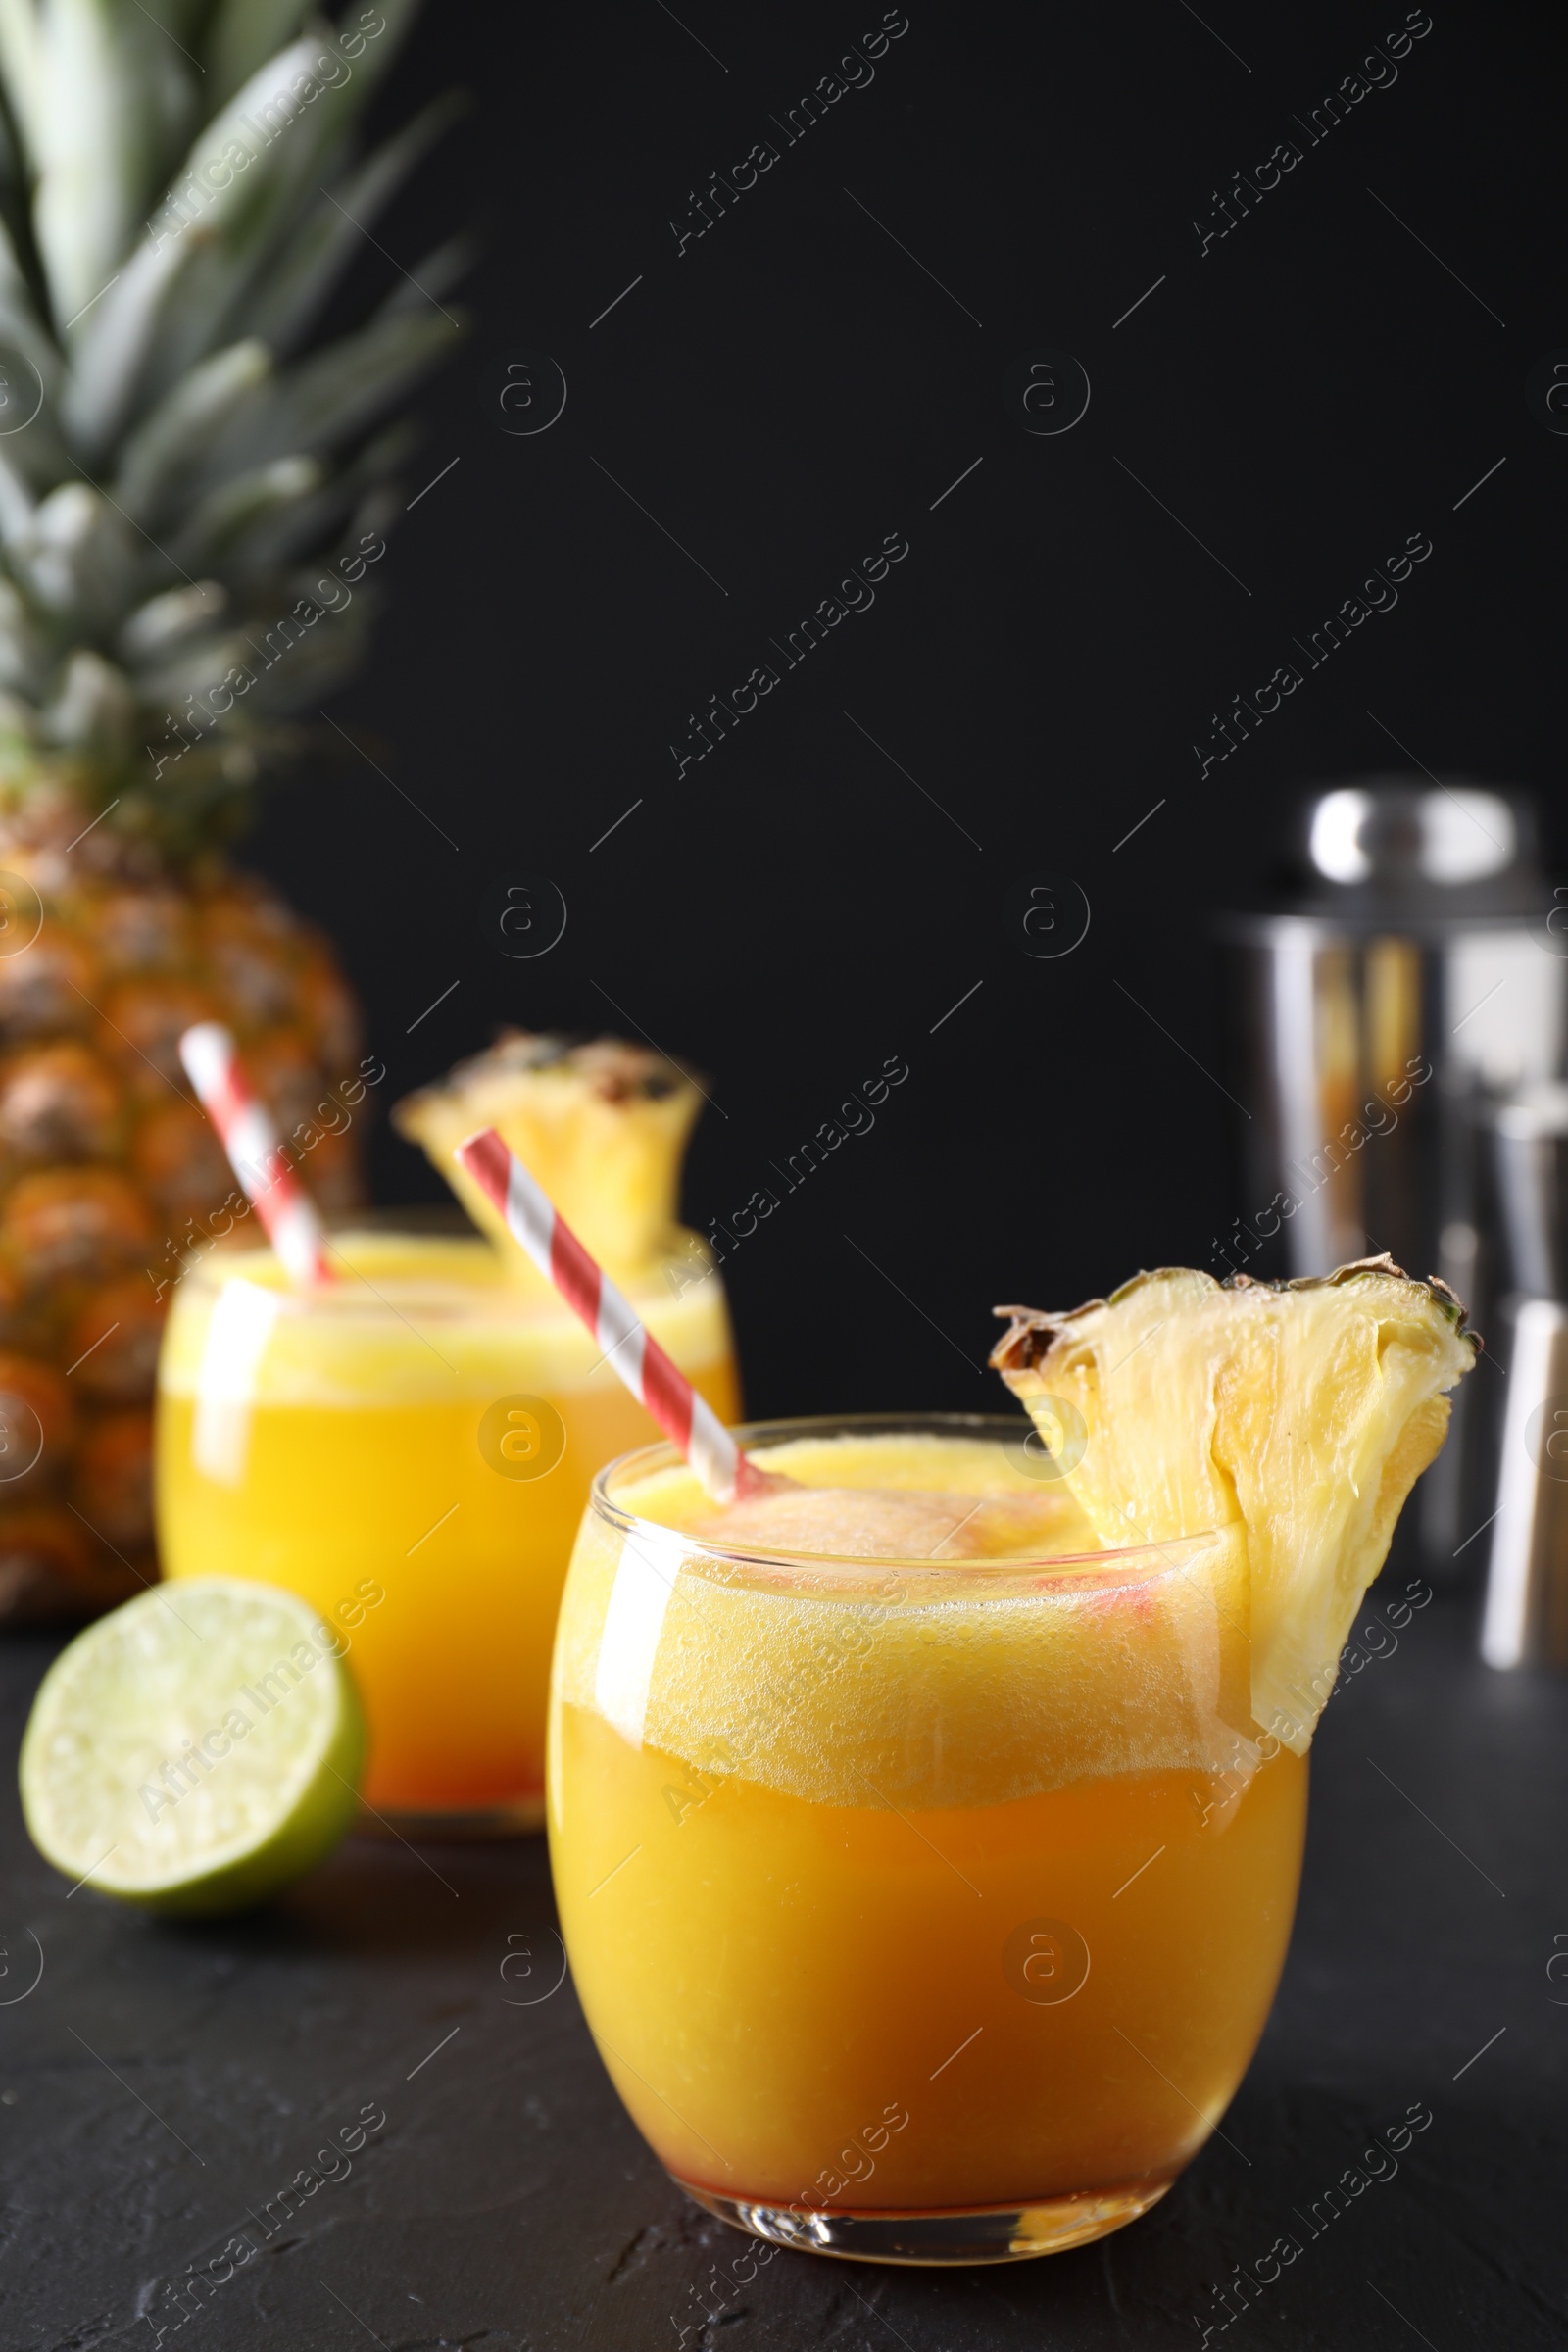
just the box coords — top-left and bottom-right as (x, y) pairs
(157, 1233), (737, 1813)
(550, 1433), (1305, 2211)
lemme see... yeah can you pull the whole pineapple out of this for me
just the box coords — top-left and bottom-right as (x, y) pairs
(0, 2), (464, 1619)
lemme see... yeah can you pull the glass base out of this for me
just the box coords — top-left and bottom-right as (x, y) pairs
(355, 1791), (546, 1840)
(675, 2176), (1173, 2266)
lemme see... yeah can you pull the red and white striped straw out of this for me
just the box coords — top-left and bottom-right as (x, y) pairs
(456, 1127), (764, 1504)
(179, 1022), (333, 1288)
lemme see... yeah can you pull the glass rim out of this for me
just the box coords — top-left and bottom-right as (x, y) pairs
(590, 1410), (1226, 1591)
(174, 1211), (720, 1320)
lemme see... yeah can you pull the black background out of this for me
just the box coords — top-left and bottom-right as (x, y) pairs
(247, 0), (1566, 1420)
(13, 14), (1568, 2342)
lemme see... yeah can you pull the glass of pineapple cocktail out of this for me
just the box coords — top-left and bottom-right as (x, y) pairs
(549, 1261), (1474, 2264)
(551, 1417), (1294, 2261)
(157, 1224), (737, 1826)
(157, 1033), (740, 1830)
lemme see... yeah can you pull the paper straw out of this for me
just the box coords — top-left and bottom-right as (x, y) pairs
(456, 1127), (763, 1503)
(178, 1021), (334, 1287)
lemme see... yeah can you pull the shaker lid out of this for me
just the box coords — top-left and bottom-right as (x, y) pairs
(1226, 777), (1550, 931)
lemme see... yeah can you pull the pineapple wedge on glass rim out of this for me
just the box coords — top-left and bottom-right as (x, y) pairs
(991, 1255), (1477, 1752)
(393, 1032), (706, 1285)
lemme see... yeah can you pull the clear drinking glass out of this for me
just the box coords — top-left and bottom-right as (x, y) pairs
(549, 1414), (1307, 2264)
(155, 1218), (739, 1830)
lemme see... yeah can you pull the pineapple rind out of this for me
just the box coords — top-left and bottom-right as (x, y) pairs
(992, 1256), (1475, 1753)
(0, 807), (367, 1622)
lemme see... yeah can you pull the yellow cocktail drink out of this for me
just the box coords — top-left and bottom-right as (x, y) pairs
(550, 1418), (1306, 2263)
(158, 1229), (738, 1821)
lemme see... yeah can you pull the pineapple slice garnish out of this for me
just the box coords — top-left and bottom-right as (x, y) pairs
(393, 1031), (702, 1282)
(991, 1256), (1476, 1752)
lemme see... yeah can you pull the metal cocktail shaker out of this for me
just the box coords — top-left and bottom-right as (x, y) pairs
(1479, 1086), (1568, 1667)
(1218, 778), (1568, 1567)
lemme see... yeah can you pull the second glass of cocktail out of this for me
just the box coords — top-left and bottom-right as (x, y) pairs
(156, 1030), (739, 1829)
(550, 1415), (1303, 2262)
(157, 1222), (737, 1825)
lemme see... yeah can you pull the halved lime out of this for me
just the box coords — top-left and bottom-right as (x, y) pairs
(21, 1577), (367, 1915)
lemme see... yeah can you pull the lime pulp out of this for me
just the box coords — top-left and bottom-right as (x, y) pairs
(21, 1577), (367, 1914)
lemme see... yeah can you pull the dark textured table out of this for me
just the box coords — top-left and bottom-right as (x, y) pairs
(4, 1592), (1562, 2351)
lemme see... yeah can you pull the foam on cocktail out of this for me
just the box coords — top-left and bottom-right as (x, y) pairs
(557, 1431), (1253, 1814)
(617, 1432), (1099, 1557)
(697, 1482), (1002, 1559)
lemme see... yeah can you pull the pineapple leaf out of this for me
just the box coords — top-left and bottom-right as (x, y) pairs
(113, 337), (273, 525)
(0, 349), (72, 499)
(321, 0), (426, 103)
(243, 615), (372, 714)
(0, 0), (466, 831)
(136, 600), (377, 730)
(207, 303), (460, 475)
(38, 642), (136, 753)
(0, 571), (48, 691)
(3, 0), (195, 327)
(0, 441), (32, 539)
(63, 32), (375, 450)
(375, 231), (473, 322)
(0, 2), (44, 154)
(212, 416), (415, 573)
(244, 89), (468, 356)
(117, 577), (227, 665)
(204, 0), (315, 111)
(206, 1), (422, 119)
(171, 452), (322, 571)
(0, 214), (61, 391)
(10, 479), (136, 627)
(140, 7), (437, 408)
(133, 623), (282, 710)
